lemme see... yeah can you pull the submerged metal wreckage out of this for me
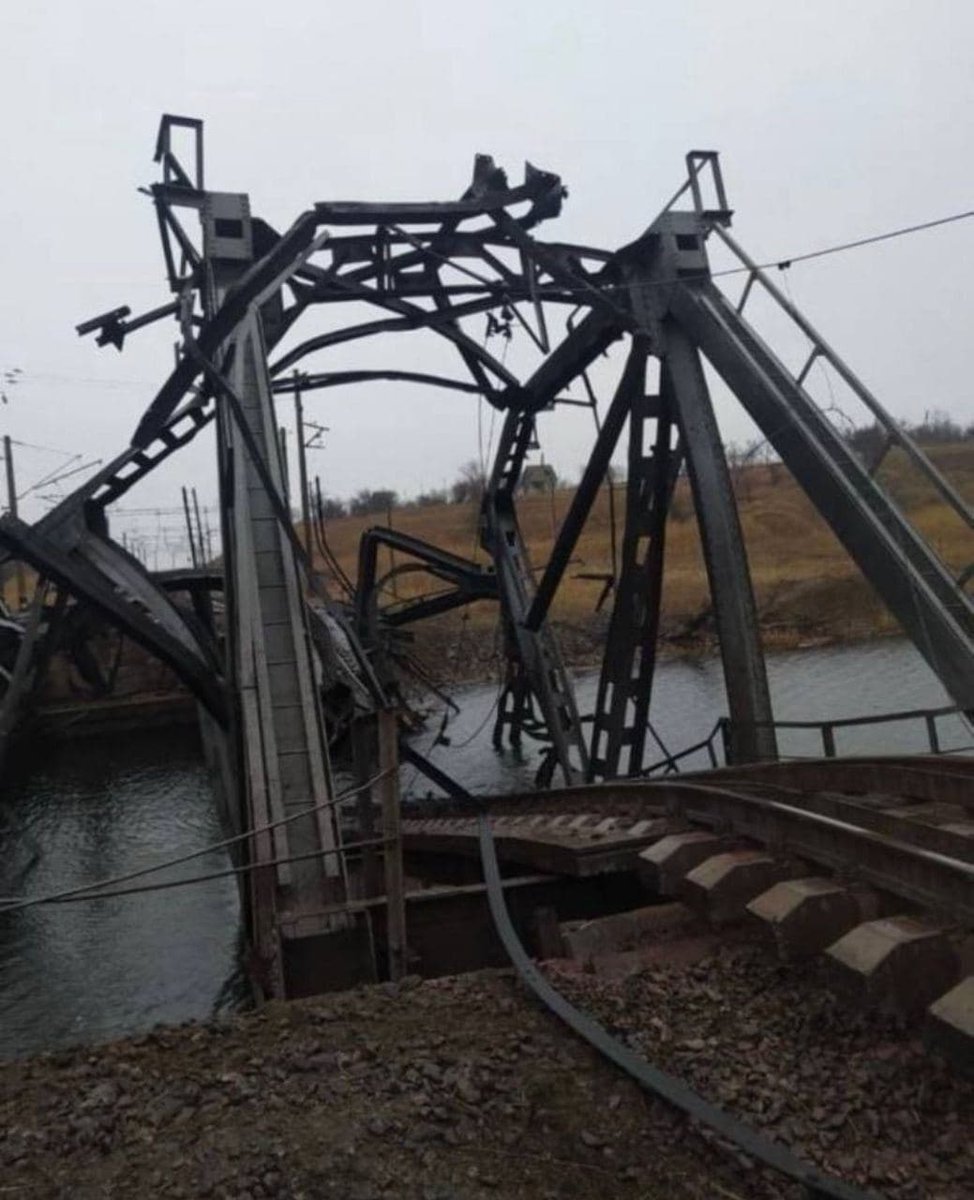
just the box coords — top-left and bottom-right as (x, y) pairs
(0, 116), (971, 1001)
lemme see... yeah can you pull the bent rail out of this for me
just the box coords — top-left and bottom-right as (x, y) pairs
(477, 814), (877, 1200)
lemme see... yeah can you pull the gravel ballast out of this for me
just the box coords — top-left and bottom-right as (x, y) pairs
(1, 946), (971, 1199)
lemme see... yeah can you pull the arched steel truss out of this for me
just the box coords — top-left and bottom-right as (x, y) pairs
(2, 117), (971, 796)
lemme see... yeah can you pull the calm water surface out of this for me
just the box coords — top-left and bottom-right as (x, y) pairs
(408, 638), (970, 797)
(0, 638), (968, 1059)
(0, 729), (244, 1060)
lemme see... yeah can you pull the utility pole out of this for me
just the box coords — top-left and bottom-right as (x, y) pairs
(293, 370), (313, 564)
(3, 435), (25, 608)
(191, 488), (206, 567)
(278, 427), (290, 501)
(181, 485), (199, 569)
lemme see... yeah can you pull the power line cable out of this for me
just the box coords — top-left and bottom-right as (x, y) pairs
(9, 438), (75, 457)
(765, 207), (974, 270)
(0, 765), (396, 913)
(0, 837), (394, 907)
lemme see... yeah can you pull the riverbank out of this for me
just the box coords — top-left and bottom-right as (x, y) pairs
(399, 594), (903, 690)
(315, 441), (973, 687)
(1, 951), (970, 1199)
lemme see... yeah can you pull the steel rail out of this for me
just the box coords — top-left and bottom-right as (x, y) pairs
(408, 754), (974, 818)
(676, 774), (974, 916)
(686, 757), (974, 811)
(407, 768), (974, 922)
(701, 778), (974, 865)
(477, 815), (877, 1200)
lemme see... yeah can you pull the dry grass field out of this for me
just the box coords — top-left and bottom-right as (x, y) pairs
(311, 442), (974, 672)
(5, 443), (971, 692)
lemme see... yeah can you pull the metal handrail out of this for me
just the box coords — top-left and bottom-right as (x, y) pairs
(723, 702), (971, 760)
(710, 223), (974, 536)
(639, 703), (970, 774)
(638, 720), (724, 775)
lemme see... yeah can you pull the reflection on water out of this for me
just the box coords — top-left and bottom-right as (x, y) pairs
(404, 637), (971, 797)
(0, 728), (245, 1061)
(0, 638), (968, 1060)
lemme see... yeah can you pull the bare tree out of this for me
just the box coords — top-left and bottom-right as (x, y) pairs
(451, 460), (487, 505)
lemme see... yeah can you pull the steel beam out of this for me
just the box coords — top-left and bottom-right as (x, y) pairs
(525, 341), (648, 632)
(589, 373), (681, 779)
(483, 404), (589, 783)
(663, 322), (777, 763)
(356, 527), (497, 646)
(0, 517), (225, 718)
(671, 281), (974, 713)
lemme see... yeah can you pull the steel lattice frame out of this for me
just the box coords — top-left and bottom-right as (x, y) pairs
(1, 117), (971, 798)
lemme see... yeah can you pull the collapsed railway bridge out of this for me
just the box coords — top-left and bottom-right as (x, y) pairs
(0, 117), (972, 1194)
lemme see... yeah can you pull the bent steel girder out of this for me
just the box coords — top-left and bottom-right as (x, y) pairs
(0, 231), (315, 726)
(271, 258), (581, 398)
(0, 395), (216, 574)
(671, 279), (974, 713)
(266, 172), (612, 404)
(308, 271), (520, 392)
(355, 527), (497, 651)
(16, 219), (316, 562)
(273, 369), (492, 399)
(0, 516), (225, 719)
(310, 169), (564, 230)
(267, 285), (580, 390)
(133, 207), (322, 447)
(22, 119), (971, 803)
(260, 158), (570, 388)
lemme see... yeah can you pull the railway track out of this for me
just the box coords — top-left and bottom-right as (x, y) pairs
(399, 754), (974, 1198)
(402, 756), (974, 1066)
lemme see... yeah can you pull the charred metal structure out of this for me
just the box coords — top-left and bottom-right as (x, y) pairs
(0, 117), (972, 997)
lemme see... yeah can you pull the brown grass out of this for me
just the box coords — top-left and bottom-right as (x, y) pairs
(8, 445), (971, 693)
(310, 442), (974, 659)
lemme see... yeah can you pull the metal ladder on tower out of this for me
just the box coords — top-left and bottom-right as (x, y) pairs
(588, 386), (683, 780)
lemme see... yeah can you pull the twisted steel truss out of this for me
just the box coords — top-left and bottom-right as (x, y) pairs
(2, 116), (971, 801)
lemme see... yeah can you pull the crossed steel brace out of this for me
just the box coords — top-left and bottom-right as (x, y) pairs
(1, 119), (971, 815)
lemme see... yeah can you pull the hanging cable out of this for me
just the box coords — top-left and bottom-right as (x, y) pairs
(0, 765), (396, 913)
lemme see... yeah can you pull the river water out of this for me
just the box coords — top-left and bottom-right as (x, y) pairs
(405, 637), (971, 797)
(0, 638), (969, 1060)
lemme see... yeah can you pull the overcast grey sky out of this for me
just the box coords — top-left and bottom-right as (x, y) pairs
(2, 1), (972, 558)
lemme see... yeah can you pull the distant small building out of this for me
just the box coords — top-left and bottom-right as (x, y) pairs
(519, 463), (558, 494)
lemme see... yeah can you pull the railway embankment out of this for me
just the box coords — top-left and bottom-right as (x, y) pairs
(1, 952), (970, 1199)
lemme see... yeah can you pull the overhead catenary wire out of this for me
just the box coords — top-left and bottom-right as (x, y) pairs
(9, 438), (76, 457)
(5, 195), (971, 397)
(291, 203), (974, 308)
(764, 207), (974, 270)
